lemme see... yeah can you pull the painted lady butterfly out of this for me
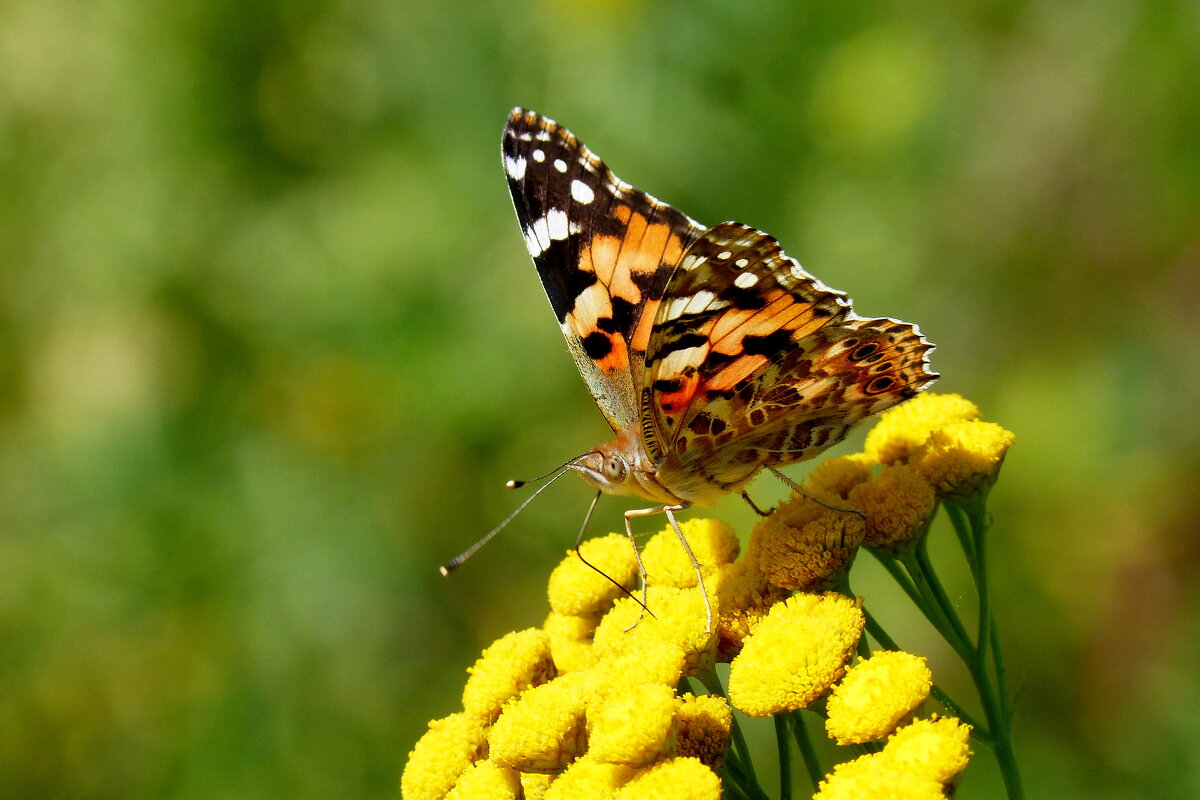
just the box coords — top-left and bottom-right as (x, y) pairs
(491, 109), (936, 614)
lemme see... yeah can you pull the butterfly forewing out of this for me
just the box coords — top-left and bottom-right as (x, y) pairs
(502, 108), (706, 432)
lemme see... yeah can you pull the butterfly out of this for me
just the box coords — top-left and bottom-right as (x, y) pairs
(488, 109), (935, 618)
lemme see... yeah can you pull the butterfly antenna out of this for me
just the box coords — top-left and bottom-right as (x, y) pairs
(504, 452), (594, 489)
(439, 453), (592, 576)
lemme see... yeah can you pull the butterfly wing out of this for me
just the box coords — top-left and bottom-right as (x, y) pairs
(641, 222), (937, 501)
(503, 108), (707, 432)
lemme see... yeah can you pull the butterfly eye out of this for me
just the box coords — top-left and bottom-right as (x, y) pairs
(603, 455), (628, 483)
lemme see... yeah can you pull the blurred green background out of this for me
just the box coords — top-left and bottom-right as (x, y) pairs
(2, 0), (1197, 797)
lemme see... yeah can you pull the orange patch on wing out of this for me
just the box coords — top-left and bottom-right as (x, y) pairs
(630, 298), (660, 353)
(581, 235), (622, 281)
(704, 354), (768, 391)
(595, 334), (630, 374)
(656, 373), (701, 416)
(710, 293), (793, 356)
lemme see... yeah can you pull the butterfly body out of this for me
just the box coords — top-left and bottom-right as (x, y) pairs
(502, 108), (937, 509)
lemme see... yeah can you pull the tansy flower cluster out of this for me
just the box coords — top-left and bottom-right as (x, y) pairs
(403, 395), (1020, 799)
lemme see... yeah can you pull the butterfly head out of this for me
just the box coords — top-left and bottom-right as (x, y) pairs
(571, 430), (686, 506)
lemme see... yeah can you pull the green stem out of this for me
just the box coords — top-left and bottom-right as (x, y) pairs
(868, 549), (923, 606)
(775, 715), (793, 800)
(961, 497), (1025, 800)
(944, 502), (978, 574)
(789, 712), (823, 796)
(902, 547), (973, 660)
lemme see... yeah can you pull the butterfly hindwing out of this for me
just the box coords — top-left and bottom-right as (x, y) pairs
(502, 108), (706, 432)
(641, 223), (936, 496)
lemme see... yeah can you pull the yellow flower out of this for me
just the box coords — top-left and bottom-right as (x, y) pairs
(641, 518), (740, 587)
(814, 754), (944, 799)
(825, 651), (932, 744)
(544, 757), (635, 800)
(879, 716), (972, 784)
(710, 558), (788, 662)
(865, 393), (980, 465)
(728, 593), (864, 717)
(547, 533), (638, 618)
(750, 493), (865, 591)
(675, 693), (732, 769)
(590, 636), (687, 694)
(488, 674), (589, 772)
(543, 611), (598, 673)
(588, 683), (679, 766)
(912, 420), (1014, 505)
(400, 712), (489, 800)
(462, 628), (556, 722)
(445, 759), (521, 800)
(816, 716), (971, 798)
(848, 464), (937, 557)
(593, 586), (717, 676)
(612, 757), (723, 800)
(520, 771), (555, 800)
(806, 453), (876, 501)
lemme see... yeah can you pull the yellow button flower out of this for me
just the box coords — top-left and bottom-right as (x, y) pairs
(879, 716), (972, 784)
(488, 674), (589, 772)
(445, 759), (520, 800)
(542, 610), (599, 673)
(750, 493), (865, 591)
(816, 715), (972, 798)
(912, 420), (1014, 505)
(675, 693), (732, 768)
(848, 464), (937, 557)
(544, 757), (635, 800)
(588, 683), (679, 766)
(814, 753), (944, 799)
(547, 533), (639, 618)
(641, 518), (740, 587)
(400, 712), (488, 800)
(865, 392), (980, 465)
(593, 586), (717, 676)
(590, 636), (687, 694)
(826, 651), (932, 744)
(462, 628), (556, 722)
(728, 593), (864, 716)
(806, 452), (876, 502)
(612, 757), (722, 800)
(710, 559), (788, 662)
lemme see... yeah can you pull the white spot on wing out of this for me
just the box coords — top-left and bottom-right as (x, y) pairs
(734, 271), (759, 289)
(532, 149), (546, 162)
(553, 158), (567, 173)
(504, 155), (526, 181)
(663, 290), (727, 320)
(571, 179), (595, 204)
(525, 217), (551, 255)
(716, 250), (732, 260)
(735, 258), (750, 268)
(545, 209), (569, 240)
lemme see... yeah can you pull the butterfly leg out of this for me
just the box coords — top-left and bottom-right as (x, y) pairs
(619, 507), (653, 630)
(766, 465), (865, 517)
(740, 490), (774, 517)
(623, 503), (713, 633)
